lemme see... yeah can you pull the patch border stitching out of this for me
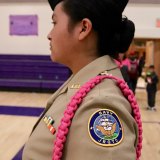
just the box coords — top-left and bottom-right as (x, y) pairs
(88, 109), (123, 147)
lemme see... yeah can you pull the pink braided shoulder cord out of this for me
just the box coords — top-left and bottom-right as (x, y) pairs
(52, 75), (143, 160)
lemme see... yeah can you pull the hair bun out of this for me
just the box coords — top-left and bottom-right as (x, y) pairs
(114, 0), (129, 13)
(118, 17), (135, 53)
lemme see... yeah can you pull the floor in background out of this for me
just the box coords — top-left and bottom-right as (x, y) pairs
(0, 91), (51, 160)
(0, 89), (160, 160)
(137, 77), (146, 88)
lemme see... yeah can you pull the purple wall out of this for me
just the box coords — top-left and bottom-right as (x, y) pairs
(0, 54), (71, 92)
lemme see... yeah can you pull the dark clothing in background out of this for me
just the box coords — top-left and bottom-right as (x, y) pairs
(138, 56), (145, 76)
(126, 58), (139, 94)
(120, 65), (130, 88)
(129, 78), (138, 94)
(146, 72), (159, 91)
(146, 71), (159, 107)
(147, 91), (156, 108)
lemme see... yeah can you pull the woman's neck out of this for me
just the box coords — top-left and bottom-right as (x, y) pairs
(69, 54), (98, 75)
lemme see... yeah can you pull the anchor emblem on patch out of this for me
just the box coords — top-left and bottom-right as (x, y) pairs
(88, 109), (123, 146)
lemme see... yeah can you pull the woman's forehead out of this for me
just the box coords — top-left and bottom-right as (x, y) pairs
(52, 2), (63, 19)
(48, 0), (63, 11)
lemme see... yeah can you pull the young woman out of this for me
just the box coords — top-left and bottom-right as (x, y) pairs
(23, 0), (142, 160)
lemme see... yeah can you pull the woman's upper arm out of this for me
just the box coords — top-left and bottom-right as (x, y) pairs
(63, 92), (138, 160)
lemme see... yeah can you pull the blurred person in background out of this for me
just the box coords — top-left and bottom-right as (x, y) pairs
(115, 52), (130, 88)
(145, 65), (159, 111)
(124, 51), (140, 94)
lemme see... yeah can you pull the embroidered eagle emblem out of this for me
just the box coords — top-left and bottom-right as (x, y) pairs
(96, 118), (116, 137)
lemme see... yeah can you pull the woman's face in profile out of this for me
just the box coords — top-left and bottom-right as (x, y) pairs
(47, 2), (78, 65)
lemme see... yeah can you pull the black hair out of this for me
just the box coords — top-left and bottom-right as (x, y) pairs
(48, 0), (135, 58)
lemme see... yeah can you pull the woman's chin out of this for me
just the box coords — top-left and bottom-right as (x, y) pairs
(50, 54), (56, 62)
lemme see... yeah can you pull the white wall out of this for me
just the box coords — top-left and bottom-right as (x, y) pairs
(125, 4), (160, 39)
(0, 2), (52, 55)
(0, 2), (160, 55)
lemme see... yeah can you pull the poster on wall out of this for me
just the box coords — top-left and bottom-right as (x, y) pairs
(9, 15), (38, 36)
(130, 0), (160, 3)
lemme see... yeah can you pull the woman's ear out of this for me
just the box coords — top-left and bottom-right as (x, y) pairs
(78, 18), (92, 40)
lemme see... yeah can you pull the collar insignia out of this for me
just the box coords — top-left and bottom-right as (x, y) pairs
(88, 109), (123, 146)
(43, 115), (56, 135)
(100, 71), (109, 75)
(99, 71), (112, 76)
(70, 84), (81, 89)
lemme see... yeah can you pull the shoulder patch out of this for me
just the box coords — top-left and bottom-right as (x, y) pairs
(88, 109), (123, 146)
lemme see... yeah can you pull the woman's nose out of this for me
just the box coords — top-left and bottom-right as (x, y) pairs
(47, 31), (52, 40)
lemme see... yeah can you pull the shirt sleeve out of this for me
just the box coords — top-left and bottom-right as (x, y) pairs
(62, 80), (138, 160)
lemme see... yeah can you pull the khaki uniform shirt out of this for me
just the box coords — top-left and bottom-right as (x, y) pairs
(23, 55), (138, 160)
